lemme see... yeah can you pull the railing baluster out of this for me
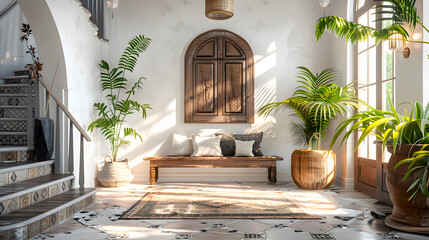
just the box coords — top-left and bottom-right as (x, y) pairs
(79, 134), (85, 190)
(45, 90), (50, 117)
(68, 120), (74, 175)
(55, 104), (61, 173)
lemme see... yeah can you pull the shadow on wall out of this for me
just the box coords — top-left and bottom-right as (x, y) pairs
(121, 38), (287, 177)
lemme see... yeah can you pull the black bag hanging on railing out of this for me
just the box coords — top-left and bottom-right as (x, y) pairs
(34, 117), (54, 161)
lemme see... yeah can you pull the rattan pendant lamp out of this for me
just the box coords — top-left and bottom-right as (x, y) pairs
(205, 0), (234, 20)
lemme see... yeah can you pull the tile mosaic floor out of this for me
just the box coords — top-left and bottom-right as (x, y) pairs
(31, 182), (429, 240)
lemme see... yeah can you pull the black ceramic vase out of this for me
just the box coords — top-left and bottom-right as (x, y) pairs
(34, 118), (54, 161)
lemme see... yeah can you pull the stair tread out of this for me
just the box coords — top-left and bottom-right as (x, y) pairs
(0, 188), (96, 227)
(0, 160), (53, 174)
(0, 84), (29, 87)
(0, 94), (35, 97)
(0, 174), (73, 200)
(3, 76), (29, 80)
(0, 106), (28, 108)
(0, 132), (27, 135)
(0, 146), (33, 152)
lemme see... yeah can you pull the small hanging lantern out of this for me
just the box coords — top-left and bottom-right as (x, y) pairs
(388, 33), (402, 51)
(319, 0), (331, 8)
(205, 0), (234, 20)
(107, 0), (119, 9)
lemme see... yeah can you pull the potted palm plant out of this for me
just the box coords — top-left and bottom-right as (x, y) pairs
(259, 66), (360, 190)
(330, 100), (429, 227)
(88, 35), (152, 187)
(315, 0), (429, 227)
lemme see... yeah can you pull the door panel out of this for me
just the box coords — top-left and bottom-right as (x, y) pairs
(223, 62), (244, 114)
(194, 61), (217, 115)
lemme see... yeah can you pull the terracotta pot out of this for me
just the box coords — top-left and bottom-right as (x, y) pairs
(291, 149), (336, 190)
(97, 161), (134, 187)
(386, 144), (429, 227)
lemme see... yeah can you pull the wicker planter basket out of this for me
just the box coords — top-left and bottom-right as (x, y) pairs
(97, 161), (134, 187)
(291, 150), (336, 190)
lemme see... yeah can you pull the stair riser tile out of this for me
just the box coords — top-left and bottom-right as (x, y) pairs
(0, 120), (27, 131)
(8, 169), (28, 184)
(0, 136), (27, 147)
(0, 163), (51, 187)
(0, 174), (7, 187)
(58, 180), (73, 194)
(0, 226), (27, 240)
(0, 108), (28, 118)
(0, 151), (33, 162)
(0, 179), (73, 216)
(0, 193), (95, 239)
(3, 79), (30, 84)
(0, 86), (34, 95)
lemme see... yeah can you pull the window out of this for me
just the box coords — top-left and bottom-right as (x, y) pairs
(355, 1), (396, 198)
(184, 30), (255, 123)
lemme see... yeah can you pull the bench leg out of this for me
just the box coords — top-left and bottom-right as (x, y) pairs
(268, 167), (277, 184)
(150, 167), (157, 185)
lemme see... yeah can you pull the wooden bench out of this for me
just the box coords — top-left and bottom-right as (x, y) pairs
(143, 156), (283, 185)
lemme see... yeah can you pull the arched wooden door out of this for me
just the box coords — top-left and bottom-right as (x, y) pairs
(185, 30), (254, 123)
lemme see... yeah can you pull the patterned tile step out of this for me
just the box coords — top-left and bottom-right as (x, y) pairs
(0, 135), (27, 147)
(0, 108), (28, 118)
(0, 96), (30, 106)
(2, 78), (31, 84)
(0, 150), (33, 163)
(0, 175), (73, 216)
(0, 120), (27, 133)
(0, 161), (53, 187)
(0, 188), (96, 239)
(0, 161), (52, 174)
(14, 69), (30, 76)
(0, 86), (34, 95)
(0, 174), (72, 200)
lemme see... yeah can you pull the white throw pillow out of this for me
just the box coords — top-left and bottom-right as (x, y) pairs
(170, 133), (193, 156)
(192, 135), (223, 157)
(234, 140), (255, 157)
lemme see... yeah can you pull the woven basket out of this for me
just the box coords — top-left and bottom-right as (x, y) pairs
(97, 161), (134, 187)
(291, 150), (336, 190)
(205, 0), (234, 20)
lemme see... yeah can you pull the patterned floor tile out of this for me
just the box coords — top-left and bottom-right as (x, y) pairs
(266, 228), (312, 240)
(191, 228), (243, 240)
(288, 220), (335, 234)
(162, 220), (211, 233)
(227, 219), (272, 234)
(332, 228), (381, 240)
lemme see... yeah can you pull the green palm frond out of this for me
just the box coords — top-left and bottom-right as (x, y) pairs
(88, 35), (152, 162)
(315, 0), (429, 45)
(259, 66), (360, 150)
(119, 35), (151, 73)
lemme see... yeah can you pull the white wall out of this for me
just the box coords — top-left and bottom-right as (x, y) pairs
(107, 0), (335, 183)
(18, 0), (105, 187)
(0, 1), (34, 77)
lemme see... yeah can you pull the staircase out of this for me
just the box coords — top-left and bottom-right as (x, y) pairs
(0, 70), (96, 239)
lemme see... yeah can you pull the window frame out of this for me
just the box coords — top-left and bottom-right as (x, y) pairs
(353, 0), (395, 202)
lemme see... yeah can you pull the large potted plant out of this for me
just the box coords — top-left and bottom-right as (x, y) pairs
(259, 66), (360, 190)
(315, 0), (429, 227)
(330, 100), (429, 227)
(88, 35), (152, 187)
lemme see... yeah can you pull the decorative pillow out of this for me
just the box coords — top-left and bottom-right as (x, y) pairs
(234, 140), (255, 157)
(216, 132), (264, 156)
(170, 133), (193, 156)
(191, 135), (223, 157)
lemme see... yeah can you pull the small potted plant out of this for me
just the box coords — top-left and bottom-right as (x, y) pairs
(88, 35), (152, 187)
(259, 66), (360, 190)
